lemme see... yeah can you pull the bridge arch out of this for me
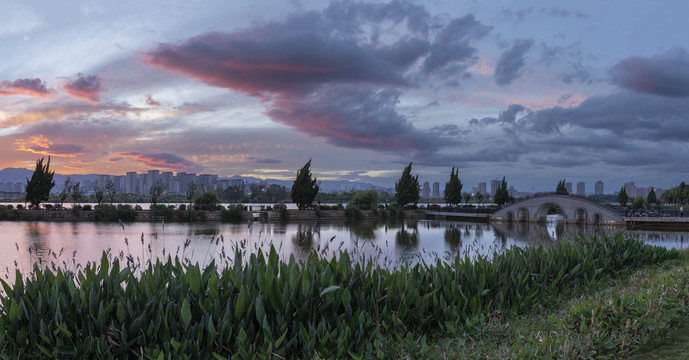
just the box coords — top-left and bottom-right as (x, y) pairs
(491, 194), (623, 225)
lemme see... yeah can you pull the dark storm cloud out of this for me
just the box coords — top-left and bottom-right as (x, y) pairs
(268, 85), (453, 154)
(0, 78), (51, 97)
(609, 48), (689, 97)
(494, 39), (534, 86)
(145, 0), (491, 155)
(63, 74), (105, 103)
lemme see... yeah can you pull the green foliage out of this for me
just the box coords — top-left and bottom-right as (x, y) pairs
(462, 192), (472, 205)
(647, 188), (657, 205)
(275, 203), (288, 220)
(0, 234), (676, 359)
(149, 204), (174, 221)
(220, 185), (245, 203)
(70, 182), (83, 206)
(556, 179), (568, 195)
(25, 157), (55, 209)
(631, 195), (646, 209)
(93, 205), (138, 222)
(661, 181), (689, 205)
(291, 160), (319, 209)
(349, 190), (380, 210)
(221, 204), (244, 221)
(444, 167), (463, 206)
(81, 205), (92, 211)
(149, 181), (165, 207)
(475, 192), (484, 204)
(248, 184), (288, 203)
(105, 179), (116, 204)
(0, 205), (19, 220)
(394, 162), (420, 207)
(618, 185), (629, 206)
(344, 204), (362, 219)
(194, 191), (220, 210)
(493, 177), (509, 205)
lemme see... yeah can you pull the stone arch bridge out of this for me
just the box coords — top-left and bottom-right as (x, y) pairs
(490, 194), (623, 224)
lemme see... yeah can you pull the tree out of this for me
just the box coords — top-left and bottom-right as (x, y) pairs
(221, 185), (245, 203)
(494, 177), (510, 205)
(647, 188), (657, 206)
(444, 167), (463, 206)
(186, 182), (198, 206)
(462, 192), (472, 205)
(105, 179), (116, 204)
(194, 191), (220, 210)
(476, 192), (484, 205)
(618, 185), (629, 207)
(25, 157), (56, 209)
(556, 179), (568, 195)
(57, 177), (72, 209)
(149, 181), (164, 207)
(70, 182), (83, 206)
(291, 159), (319, 209)
(349, 190), (380, 210)
(394, 162), (420, 207)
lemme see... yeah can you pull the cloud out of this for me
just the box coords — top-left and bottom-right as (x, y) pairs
(63, 74), (105, 103)
(117, 152), (202, 172)
(494, 39), (533, 86)
(252, 158), (282, 164)
(143, 1), (490, 156)
(0, 78), (51, 97)
(145, 94), (162, 106)
(268, 84), (453, 154)
(609, 48), (689, 97)
(14, 135), (85, 157)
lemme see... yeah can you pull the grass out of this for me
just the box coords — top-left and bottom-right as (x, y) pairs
(429, 249), (689, 359)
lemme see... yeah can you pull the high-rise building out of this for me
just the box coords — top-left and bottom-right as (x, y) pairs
(576, 182), (585, 196)
(595, 180), (604, 195)
(125, 172), (137, 194)
(490, 179), (500, 196)
(478, 182), (486, 195)
(565, 182), (572, 194)
(432, 182), (440, 198)
(422, 182), (430, 198)
(625, 182), (636, 198)
(508, 185), (515, 197)
(113, 175), (124, 193)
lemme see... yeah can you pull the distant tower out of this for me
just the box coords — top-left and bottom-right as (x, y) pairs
(595, 180), (604, 195)
(565, 182), (572, 194)
(432, 182), (440, 197)
(490, 179), (500, 196)
(422, 182), (430, 198)
(478, 182), (487, 195)
(576, 182), (585, 196)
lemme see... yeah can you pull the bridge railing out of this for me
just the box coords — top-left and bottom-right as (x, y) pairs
(426, 206), (497, 214)
(503, 192), (623, 215)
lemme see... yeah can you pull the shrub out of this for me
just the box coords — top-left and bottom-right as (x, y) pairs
(221, 204), (244, 221)
(178, 204), (186, 211)
(94, 205), (137, 222)
(275, 203), (288, 220)
(150, 204), (174, 221)
(44, 204), (53, 210)
(349, 189), (379, 210)
(344, 204), (362, 219)
(134, 205), (143, 211)
(82, 205), (92, 211)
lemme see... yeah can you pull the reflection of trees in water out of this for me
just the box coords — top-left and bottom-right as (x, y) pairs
(292, 222), (319, 252)
(346, 219), (380, 240)
(188, 223), (221, 237)
(395, 223), (419, 250)
(444, 225), (462, 249)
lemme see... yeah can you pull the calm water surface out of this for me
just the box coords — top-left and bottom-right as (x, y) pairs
(1, 218), (688, 280)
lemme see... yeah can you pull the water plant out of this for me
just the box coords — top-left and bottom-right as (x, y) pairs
(0, 233), (678, 359)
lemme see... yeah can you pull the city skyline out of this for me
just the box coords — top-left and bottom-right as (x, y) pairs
(1, 1), (688, 192)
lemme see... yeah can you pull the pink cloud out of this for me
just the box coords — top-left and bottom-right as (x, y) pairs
(0, 78), (51, 97)
(145, 94), (162, 106)
(63, 74), (105, 103)
(14, 134), (85, 157)
(117, 152), (202, 172)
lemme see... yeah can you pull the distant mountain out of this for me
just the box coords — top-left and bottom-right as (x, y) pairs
(0, 168), (33, 183)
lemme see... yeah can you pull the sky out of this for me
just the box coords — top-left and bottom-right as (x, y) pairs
(1, 0), (688, 193)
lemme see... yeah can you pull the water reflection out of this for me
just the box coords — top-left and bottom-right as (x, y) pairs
(1, 219), (689, 282)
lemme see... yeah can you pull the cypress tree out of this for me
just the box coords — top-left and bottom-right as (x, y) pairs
(394, 162), (420, 207)
(444, 167), (463, 206)
(494, 177), (510, 205)
(25, 157), (56, 209)
(291, 159), (319, 210)
(618, 185), (629, 207)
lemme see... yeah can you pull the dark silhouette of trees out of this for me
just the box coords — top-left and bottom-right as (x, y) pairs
(647, 188), (657, 205)
(444, 167), (463, 206)
(394, 162), (420, 207)
(618, 185), (629, 207)
(291, 160), (319, 209)
(25, 157), (55, 209)
(556, 179), (568, 195)
(494, 177), (509, 205)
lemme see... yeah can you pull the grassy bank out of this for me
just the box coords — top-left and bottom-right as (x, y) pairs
(0, 234), (680, 359)
(430, 250), (689, 359)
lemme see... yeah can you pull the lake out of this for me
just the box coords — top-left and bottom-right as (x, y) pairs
(2, 216), (689, 282)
